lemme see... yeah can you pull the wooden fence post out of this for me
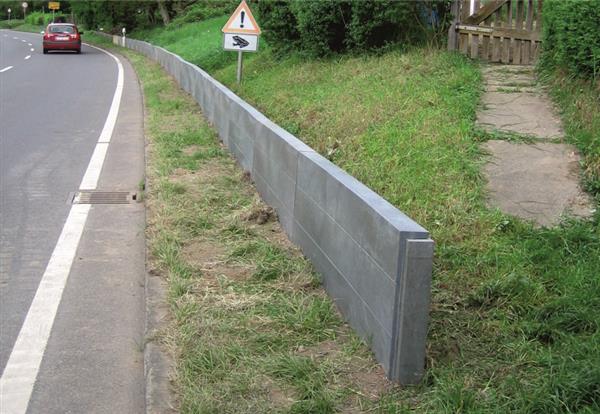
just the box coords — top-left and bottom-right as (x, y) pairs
(448, 0), (460, 51)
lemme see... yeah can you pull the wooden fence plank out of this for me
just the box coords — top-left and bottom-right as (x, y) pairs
(502, 0), (513, 63)
(533, 0), (543, 62)
(482, 13), (493, 60)
(471, 0), (481, 58)
(457, 25), (541, 41)
(448, 0), (460, 51)
(530, 0), (537, 60)
(460, 0), (470, 55)
(465, 0), (509, 24)
(492, 7), (503, 62)
(523, 0), (534, 64)
(513, 0), (524, 64)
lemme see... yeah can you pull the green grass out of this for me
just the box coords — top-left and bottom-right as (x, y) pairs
(540, 69), (600, 195)
(0, 19), (24, 29)
(134, 15), (252, 72)
(0, 19), (43, 32)
(93, 14), (600, 411)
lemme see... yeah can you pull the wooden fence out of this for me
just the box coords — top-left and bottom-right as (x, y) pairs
(448, 0), (543, 65)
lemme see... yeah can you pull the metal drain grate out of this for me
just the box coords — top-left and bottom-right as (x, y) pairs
(71, 191), (137, 205)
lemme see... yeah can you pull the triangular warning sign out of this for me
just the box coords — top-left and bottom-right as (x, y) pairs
(222, 0), (261, 35)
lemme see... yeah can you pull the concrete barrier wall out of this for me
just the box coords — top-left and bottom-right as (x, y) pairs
(99, 33), (434, 384)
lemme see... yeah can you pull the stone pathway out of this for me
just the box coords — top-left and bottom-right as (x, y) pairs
(478, 64), (594, 227)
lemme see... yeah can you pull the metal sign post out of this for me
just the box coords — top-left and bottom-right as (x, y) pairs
(7, 8), (11, 22)
(48, 2), (60, 23)
(222, 0), (261, 85)
(237, 50), (243, 84)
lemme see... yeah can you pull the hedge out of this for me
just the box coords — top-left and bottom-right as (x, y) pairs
(541, 0), (600, 80)
(257, 0), (447, 57)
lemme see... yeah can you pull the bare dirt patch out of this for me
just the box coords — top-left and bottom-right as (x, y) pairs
(296, 337), (393, 403)
(182, 145), (202, 156)
(260, 377), (295, 410)
(348, 364), (392, 401)
(181, 240), (225, 269)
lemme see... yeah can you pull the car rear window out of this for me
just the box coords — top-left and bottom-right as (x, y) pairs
(49, 25), (75, 34)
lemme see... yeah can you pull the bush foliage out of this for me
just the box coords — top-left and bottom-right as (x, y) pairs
(541, 0), (600, 80)
(24, 11), (68, 26)
(170, 0), (238, 26)
(257, 0), (448, 56)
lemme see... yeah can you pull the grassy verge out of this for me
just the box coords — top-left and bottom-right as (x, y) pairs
(0, 19), (25, 29)
(92, 13), (599, 411)
(84, 33), (396, 413)
(0, 20), (43, 33)
(541, 70), (600, 196)
(134, 15), (252, 72)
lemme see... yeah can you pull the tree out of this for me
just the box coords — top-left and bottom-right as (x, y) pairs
(157, 0), (170, 25)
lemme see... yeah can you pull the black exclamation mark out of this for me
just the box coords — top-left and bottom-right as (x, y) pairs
(240, 11), (245, 28)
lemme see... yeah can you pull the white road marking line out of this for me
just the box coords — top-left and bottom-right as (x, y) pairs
(79, 143), (110, 189)
(30, 48), (34, 52)
(0, 44), (125, 414)
(93, 48), (124, 144)
(0, 204), (91, 414)
(0, 66), (13, 73)
(25, 55), (31, 60)
(28, 43), (32, 46)
(80, 45), (124, 187)
(21, 39), (26, 42)
(13, 37), (18, 40)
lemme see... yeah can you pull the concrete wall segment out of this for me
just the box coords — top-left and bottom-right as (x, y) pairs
(391, 238), (434, 383)
(293, 187), (397, 330)
(292, 221), (393, 369)
(101, 33), (434, 384)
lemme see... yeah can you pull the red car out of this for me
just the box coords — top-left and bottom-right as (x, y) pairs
(42, 23), (83, 54)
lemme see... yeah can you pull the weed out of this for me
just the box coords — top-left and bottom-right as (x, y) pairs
(269, 355), (337, 413)
(473, 126), (539, 143)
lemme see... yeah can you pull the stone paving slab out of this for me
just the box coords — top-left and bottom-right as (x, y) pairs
(478, 65), (563, 139)
(483, 140), (594, 227)
(478, 64), (595, 227)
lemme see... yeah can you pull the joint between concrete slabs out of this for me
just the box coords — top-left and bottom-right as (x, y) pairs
(294, 185), (397, 286)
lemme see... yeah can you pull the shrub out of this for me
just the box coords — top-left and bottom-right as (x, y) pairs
(25, 12), (45, 26)
(541, 0), (600, 80)
(347, 0), (418, 50)
(171, 0), (238, 25)
(256, 1), (301, 54)
(258, 0), (432, 57)
(292, 0), (352, 56)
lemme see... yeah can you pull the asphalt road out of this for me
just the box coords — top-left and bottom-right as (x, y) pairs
(0, 30), (146, 413)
